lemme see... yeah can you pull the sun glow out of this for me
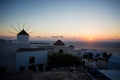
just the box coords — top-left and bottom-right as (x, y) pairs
(88, 36), (93, 41)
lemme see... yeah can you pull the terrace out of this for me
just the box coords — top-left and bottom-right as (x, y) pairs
(33, 67), (92, 80)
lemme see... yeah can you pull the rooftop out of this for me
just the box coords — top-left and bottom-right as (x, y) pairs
(109, 55), (120, 63)
(53, 40), (65, 46)
(99, 70), (120, 80)
(30, 42), (50, 45)
(16, 48), (45, 52)
(17, 29), (29, 35)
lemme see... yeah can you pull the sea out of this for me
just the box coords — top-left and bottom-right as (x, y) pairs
(30, 41), (120, 55)
(65, 41), (120, 55)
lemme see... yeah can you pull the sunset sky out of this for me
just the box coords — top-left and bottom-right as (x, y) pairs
(0, 0), (120, 41)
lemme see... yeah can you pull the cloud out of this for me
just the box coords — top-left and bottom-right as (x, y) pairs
(35, 36), (42, 38)
(51, 36), (64, 38)
(0, 36), (15, 40)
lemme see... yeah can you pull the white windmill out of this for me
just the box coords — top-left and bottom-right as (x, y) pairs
(8, 22), (31, 47)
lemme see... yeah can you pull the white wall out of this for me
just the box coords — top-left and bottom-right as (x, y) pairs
(67, 47), (75, 54)
(16, 50), (47, 72)
(54, 46), (68, 53)
(17, 35), (29, 44)
(80, 49), (103, 58)
(0, 43), (19, 72)
(17, 35), (30, 48)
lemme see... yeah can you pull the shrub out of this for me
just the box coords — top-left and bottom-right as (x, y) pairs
(47, 53), (80, 70)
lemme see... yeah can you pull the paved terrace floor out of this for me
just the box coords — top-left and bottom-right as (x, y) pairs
(0, 68), (92, 80)
(33, 70), (92, 80)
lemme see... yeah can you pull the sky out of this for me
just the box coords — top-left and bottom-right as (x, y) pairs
(0, 0), (120, 41)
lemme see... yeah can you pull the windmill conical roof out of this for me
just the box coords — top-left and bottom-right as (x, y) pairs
(17, 29), (29, 35)
(53, 40), (65, 46)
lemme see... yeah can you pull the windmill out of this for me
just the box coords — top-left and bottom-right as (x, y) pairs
(7, 22), (32, 44)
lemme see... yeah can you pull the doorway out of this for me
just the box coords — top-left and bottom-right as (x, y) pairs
(38, 64), (43, 71)
(59, 49), (63, 53)
(29, 65), (35, 72)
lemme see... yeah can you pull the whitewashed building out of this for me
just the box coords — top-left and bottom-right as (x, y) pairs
(16, 48), (47, 72)
(0, 29), (48, 72)
(80, 49), (104, 58)
(53, 40), (67, 53)
(53, 40), (75, 54)
(82, 59), (97, 69)
(68, 45), (75, 54)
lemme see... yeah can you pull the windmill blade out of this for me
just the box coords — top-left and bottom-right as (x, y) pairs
(17, 22), (21, 31)
(25, 26), (31, 31)
(28, 31), (33, 34)
(11, 25), (19, 32)
(7, 31), (17, 34)
(23, 22), (25, 30)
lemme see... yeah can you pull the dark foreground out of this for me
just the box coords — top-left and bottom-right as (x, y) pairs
(0, 69), (92, 80)
(0, 71), (33, 80)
